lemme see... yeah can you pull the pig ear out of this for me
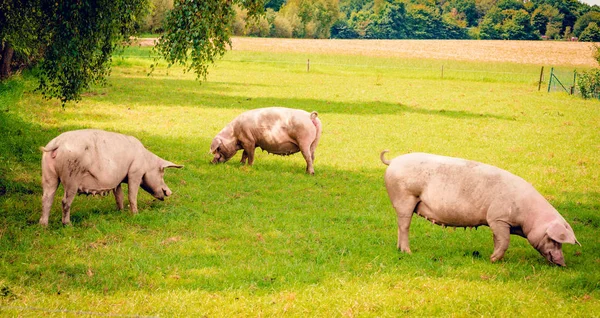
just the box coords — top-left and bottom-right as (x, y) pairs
(210, 138), (222, 154)
(161, 160), (183, 169)
(546, 222), (580, 245)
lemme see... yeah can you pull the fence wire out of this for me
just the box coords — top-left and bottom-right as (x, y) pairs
(548, 67), (579, 95)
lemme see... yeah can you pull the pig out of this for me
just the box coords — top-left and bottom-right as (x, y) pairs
(210, 107), (322, 174)
(380, 151), (580, 266)
(40, 129), (183, 226)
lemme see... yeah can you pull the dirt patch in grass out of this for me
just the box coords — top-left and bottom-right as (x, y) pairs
(136, 37), (597, 67)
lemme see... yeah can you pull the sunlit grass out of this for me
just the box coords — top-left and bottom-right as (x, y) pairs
(0, 43), (599, 316)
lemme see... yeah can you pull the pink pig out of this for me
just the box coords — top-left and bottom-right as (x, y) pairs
(381, 151), (580, 266)
(40, 129), (182, 226)
(210, 107), (322, 174)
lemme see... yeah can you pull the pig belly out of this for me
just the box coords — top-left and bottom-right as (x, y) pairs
(414, 201), (487, 227)
(259, 142), (300, 156)
(75, 174), (120, 195)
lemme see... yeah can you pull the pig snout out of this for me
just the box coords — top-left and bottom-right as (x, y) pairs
(546, 249), (566, 267)
(154, 186), (172, 201)
(211, 153), (227, 164)
(163, 186), (172, 197)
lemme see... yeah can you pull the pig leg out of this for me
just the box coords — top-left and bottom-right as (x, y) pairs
(127, 177), (142, 214)
(40, 176), (59, 227)
(242, 144), (256, 166)
(391, 196), (419, 253)
(113, 184), (124, 210)
(240, 150), (248, 164)
(489, 221), (511, 262)
(299, 141), (315, 175)
(61, 186), (77, 225)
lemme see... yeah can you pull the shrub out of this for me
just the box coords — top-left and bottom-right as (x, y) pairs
(247, 16), (270, 37)
(577, 69), (600, 99)
(304, 21), (318, 38)
(272, 15), (293, 38)
(232, 6), (248, 36)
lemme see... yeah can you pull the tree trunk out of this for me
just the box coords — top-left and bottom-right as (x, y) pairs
(0, 43), (15, 80)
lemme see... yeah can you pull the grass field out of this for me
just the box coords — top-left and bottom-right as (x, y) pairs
(1, 39), (599, 316)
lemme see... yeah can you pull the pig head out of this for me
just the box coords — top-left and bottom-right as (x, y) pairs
(380, 151), (580, 266)
(210, 107), (322, 174)
(40, 129), (183, 226)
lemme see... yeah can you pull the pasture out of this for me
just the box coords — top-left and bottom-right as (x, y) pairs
(0, 38), (599, 316)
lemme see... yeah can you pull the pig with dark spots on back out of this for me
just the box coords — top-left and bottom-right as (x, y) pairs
(380, 151), (580, 266)
(210, 107), (322, 174)
(40, 129), (183, 226)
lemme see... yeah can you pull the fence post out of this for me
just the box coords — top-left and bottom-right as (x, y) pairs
(572, 70), (577, 95)
(547, 67), (554, 93)
(538, 66), (544, 91)
(307, 59), (310, 72)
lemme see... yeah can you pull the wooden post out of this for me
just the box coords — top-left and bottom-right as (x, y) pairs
(307, 59), (310, 72)
(572, 70), (577, 95)
(538, 66), (544, 91)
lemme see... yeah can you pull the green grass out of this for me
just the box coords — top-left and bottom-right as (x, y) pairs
(0, 44), (599, 317)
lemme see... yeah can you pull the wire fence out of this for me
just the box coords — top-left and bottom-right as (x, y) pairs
(547, 67), (579, 95)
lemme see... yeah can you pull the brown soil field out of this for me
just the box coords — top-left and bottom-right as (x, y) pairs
(135, 37), (597, 67)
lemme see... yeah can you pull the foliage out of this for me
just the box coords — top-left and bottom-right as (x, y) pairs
(579, 22), (600, 42)
(0, 0), (149, 104)
(441, 0), (477, 27)
(227, 0), (597, 41)
(0, 0), (265, 104)
(479, 7), (537, 40)
(577, 68), (600, 99)
(153, 0), (263, 80)
(140, 0), (174, 33)
(573, 11), (600, 37)
(37, 0), (149, 104)
(531, 4), (563, 38)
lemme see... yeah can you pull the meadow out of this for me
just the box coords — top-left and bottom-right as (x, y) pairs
(0, 38), (599, 316)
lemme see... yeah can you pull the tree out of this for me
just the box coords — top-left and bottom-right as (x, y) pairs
(154, 0), (263, 81)
(579, 22), (600, 42)
(531, 4), (563, 37)
(0, 0), (43, 80)
(573, 11), (600, 37)
(441, 0), (477, 27)
(478, 5), (537, 40)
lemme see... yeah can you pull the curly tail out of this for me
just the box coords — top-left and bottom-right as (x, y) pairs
(380, 150), (391, 166)
(40, 145), (58, 152)
(310, 111), (318, 120)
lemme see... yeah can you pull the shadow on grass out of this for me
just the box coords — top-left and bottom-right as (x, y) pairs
(2, 128), (598, 297)
(97, 77), (514, 120)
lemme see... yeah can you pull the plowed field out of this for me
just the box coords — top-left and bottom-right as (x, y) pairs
(137, 37), (598, 67)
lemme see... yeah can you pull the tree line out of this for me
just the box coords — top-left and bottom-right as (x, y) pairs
(218, 0), (599, 41)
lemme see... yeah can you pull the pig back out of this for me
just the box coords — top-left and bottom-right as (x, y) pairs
(391, 153), (527, 225)
(46, 129), (145, 186)
(236, 107), (318, 153)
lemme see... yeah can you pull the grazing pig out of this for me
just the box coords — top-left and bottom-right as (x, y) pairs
(380, 151), (580, 266)
(40, 129), (183, 226)
(210, 107), (322, 174)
